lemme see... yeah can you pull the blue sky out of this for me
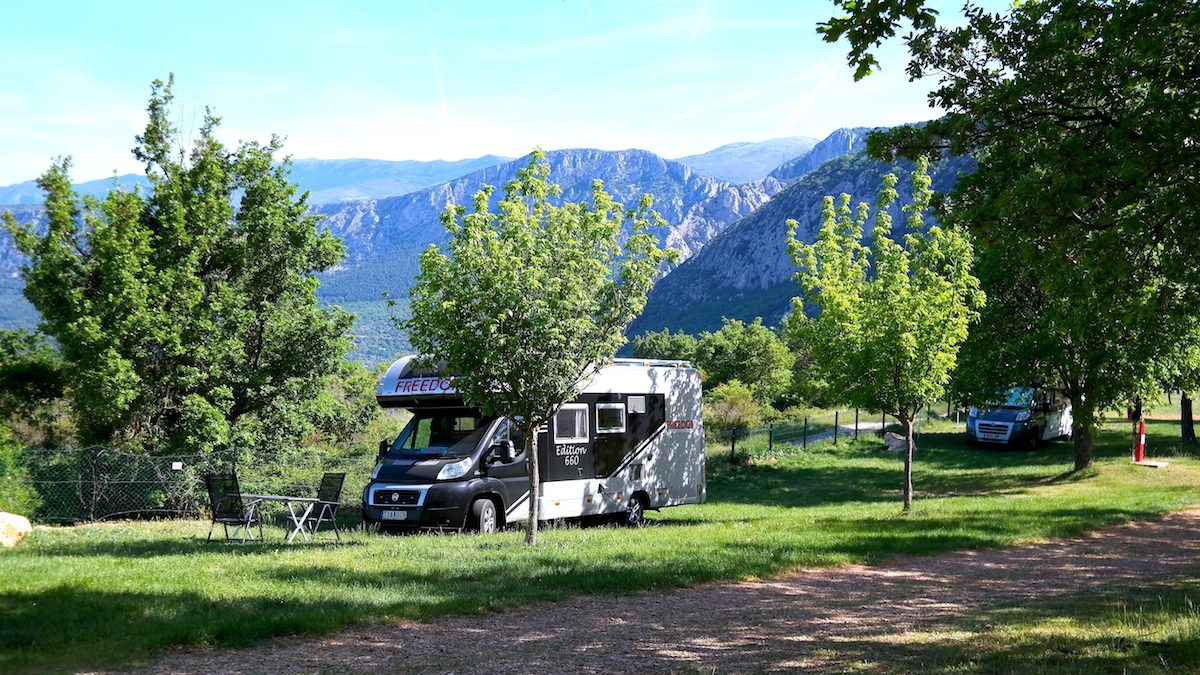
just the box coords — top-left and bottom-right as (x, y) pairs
(0, 0), (1004, 185)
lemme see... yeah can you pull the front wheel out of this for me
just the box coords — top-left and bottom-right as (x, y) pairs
(469, 498), (498, 533)
(1026, 427), (1041, 451)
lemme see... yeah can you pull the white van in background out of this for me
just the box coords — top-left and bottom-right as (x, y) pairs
(966, 386), (1073, 449)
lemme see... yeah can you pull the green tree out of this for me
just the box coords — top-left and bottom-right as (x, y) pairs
(788, 158), (983, 512)
(0, 330), (64, 419)
(0, 329), (70, 448)
(630, 328), (698, 362)
(693, 318), (792, 405)
(779, 312), (833, 408)
(0, 423), (40, 516)
(3, 76), (352, 455)
(821, 0), (1200, 469)
(703, 379), (761, 464)
(407, 149), (675, 545)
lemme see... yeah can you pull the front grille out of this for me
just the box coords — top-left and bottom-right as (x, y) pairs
(374, 489), (420, 506)
(976, 421), (1011, 440)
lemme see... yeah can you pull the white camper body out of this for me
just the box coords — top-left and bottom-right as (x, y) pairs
(364, 356), (705, 531)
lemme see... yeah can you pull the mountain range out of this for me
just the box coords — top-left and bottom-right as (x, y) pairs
(629, 150), (973, 337)
(0, 125), (971, 364)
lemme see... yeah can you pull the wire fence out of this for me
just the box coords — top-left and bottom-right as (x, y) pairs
(2, 445), (377, 524)
(711, 401), (966, 461)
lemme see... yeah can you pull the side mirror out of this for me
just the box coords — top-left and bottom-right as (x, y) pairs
(377, 439), (389, 462)
(490, 440), (516, 464)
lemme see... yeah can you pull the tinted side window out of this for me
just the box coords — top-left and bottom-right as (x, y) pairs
(554, 405), (589, 443)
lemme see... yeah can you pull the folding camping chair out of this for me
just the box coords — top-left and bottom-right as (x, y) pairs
(301, 472), (344, 542)
(204, 473), (262, 543)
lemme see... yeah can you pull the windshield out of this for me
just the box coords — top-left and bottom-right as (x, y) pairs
(387, 412), (494, 460)
(989, 387), (1036, 409)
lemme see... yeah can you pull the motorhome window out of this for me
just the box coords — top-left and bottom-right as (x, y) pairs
(596, 403), (626, 434)
(554, 404), (589, 443)
(388, 412), (492, 459)
(627, 396), (646, 414)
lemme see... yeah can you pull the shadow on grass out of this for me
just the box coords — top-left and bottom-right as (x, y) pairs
(22, 534), (364, 559)
(706, 434), (1092, 509)
(0, 586), (365, 673)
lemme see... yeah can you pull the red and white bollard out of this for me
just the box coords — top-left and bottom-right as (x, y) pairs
(1134, 419), (1146, 463)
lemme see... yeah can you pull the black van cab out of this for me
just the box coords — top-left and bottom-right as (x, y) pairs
(363, 409), (527, 533)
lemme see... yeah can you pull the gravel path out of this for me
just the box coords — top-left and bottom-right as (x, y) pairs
(150, 509), (1200, 674)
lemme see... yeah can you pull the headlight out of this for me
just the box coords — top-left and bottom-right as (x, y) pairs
(1015, 410), (1031, 422)
(436, 457), (473, 480)
(968, 407), (978, 418)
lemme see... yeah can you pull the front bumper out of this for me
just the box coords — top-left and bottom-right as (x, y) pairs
(362, 480), (478, 529)
(966, 419), (1038, 445)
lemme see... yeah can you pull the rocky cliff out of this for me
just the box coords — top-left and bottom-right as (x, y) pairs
(630, 149), (973, 337)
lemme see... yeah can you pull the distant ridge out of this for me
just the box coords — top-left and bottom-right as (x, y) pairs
(768, 128), (872, 183)
(0, 155), (513, 206)
(674, 136), (819, 184)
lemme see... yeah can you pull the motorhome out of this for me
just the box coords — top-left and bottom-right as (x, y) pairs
(362, 355), (706, 533)
(965, 386), (1073, 449)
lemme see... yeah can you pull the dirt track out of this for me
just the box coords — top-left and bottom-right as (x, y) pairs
(150, 509), (1200, 674)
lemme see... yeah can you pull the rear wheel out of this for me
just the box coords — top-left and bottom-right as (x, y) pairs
(469, 498), (498, 533)
(622, 494), (647, 528)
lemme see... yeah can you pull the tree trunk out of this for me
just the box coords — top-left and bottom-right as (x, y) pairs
(901, 415), (914, 514)
(1182, 392), (1196, 445)
(1066, 388), (1095, 471)
(524, 428), (540, 546)
(1072, 423), (1094, 471)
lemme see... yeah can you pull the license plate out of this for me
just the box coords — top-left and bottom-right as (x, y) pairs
(381, 510), (408, 521)
(981, 433), (1005, 441)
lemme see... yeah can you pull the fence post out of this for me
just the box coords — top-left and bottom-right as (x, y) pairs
(88, 446), (103, 522)
(855, 408), (860, 439)
(730, 427), (737, 464)
(768, 422), (774, 455)
(881, 412), (886, 437)
(803, 418), (808, 449)
(834, 411), (839, 445)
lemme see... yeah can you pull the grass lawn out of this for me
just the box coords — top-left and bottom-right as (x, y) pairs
(2, 416), (1199, 673)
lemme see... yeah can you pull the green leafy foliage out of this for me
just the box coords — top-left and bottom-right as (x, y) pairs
(787, 157), (983, 510)
(694, 318), (792, 404)
(704, 379), (763, 463)
(2, 76), (353, 456)
(630, 328), (698, 362)
(0, 424), (40, 515)
(0, 329), (63, 419)
(818, 0), (939, 80)
(406, 149), (676, 544)
(779, 311), (834, 408)
(830, 1), (1200, 470)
